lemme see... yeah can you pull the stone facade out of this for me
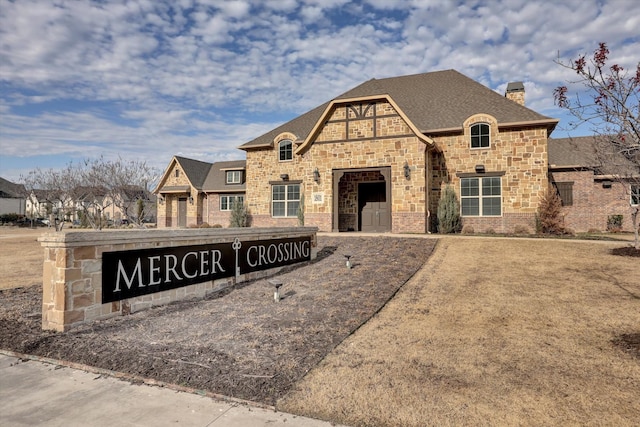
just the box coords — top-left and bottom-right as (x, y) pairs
(39, 227), (318, 331)
(244, 100), (432, 233)
(550, 169), (637, 232)
(429, 115), (549, 233)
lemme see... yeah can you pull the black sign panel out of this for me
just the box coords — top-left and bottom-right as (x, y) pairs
(102, 236), (311, 303)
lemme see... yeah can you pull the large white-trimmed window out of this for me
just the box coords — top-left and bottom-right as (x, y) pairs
(461, 177), (501, 216)
(220, 194), (244, 211)
(632, 184), (640, 205)
(279, 139), (293, 161)
(470, 123), (490, 149)
(226, 170), (242, 184)
(272, 184), (300, 217)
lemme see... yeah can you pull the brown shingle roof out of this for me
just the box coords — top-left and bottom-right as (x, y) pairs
(549, 136), (639, 176)
(175, 156), (213, 190)
(239, 69), (557, 150)
(202, 160), (246, 192)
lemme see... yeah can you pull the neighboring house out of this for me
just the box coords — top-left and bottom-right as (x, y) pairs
(154, 156), (246, 228)
(238, 70), (558, 233)
(548, 136), (639, 232)
(0, 177), (26, 216)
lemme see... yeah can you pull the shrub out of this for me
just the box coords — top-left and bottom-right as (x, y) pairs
(537, 188), (566, 235)
(484, 228), (496, 234)
(607, 215), (623, 232)
(229, 199), (249, 228)
(461, 225), (475, 234)
(211, 224), (222, 228)
(437, 185), (462, 233)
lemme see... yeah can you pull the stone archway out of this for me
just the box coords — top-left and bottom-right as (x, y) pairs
(332, 167), (391, 232)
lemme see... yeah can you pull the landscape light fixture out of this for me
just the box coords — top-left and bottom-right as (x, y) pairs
(404, 162), (411, 179)
(269, 279), (283, 302)
(188, 196), (194, 204)
(344, 254), (352, 269)
(158, 196), (164, 205)
(313, 168), (320, 183)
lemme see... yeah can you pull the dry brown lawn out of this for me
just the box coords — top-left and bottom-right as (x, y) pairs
(0, 227), (47, 290)
(279, 237), (640, 426)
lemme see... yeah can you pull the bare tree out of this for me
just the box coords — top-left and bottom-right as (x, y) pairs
(21, 157), (159, 231)
(22, 163), (80, 231)
(554, 42), (640, 249)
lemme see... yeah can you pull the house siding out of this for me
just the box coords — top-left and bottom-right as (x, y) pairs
(550, 170), (636, 232)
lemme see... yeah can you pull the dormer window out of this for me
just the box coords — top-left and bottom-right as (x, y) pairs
(279, 139), (293, 161)
(226, 170), (242, 184)
(471, 123), (490, 149)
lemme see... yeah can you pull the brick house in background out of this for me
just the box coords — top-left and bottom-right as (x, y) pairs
(155, 156), (246, 228)
(548, 136), (640, 232)
(238, 70), (558, 233)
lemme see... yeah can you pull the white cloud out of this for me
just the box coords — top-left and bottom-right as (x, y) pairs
(0, 0), (639, 180)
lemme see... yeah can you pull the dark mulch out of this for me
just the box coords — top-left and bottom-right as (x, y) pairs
(0, 236), (436, 405)
(611, 246), (640, 257)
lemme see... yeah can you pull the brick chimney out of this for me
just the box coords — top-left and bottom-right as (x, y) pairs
(505, 81), (525, 106)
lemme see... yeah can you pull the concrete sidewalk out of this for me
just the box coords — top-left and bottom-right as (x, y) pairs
(0, 354), (343, 427)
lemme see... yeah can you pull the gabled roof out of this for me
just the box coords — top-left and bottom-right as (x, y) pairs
(202, 160), (246, 192)
(549, 136), (639, 177)
(239, 69), (558, 150)
(175, 156), (213, 189)
(0, 177), (26, 198)
(155, 156), (246, 194)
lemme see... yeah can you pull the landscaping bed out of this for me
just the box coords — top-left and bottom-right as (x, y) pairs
(0, 236), (436, 406)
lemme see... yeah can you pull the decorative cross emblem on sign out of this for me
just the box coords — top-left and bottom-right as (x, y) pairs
(232, 237), (242, 280)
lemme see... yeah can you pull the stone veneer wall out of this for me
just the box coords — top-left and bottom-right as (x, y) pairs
(244, 100), (430, 233)
(430, 115), (550, 233)
(39, 227), (318, 332)
(551, 170), (636, 232)
(156, 161), (201, 228)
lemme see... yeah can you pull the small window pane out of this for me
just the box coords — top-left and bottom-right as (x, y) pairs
(288, 201), (300, 216)
(220, 196), (228, 211)
(273, 185), (285, 200)
(482, 177), (501, 196)
(287, 185), (300, 200)
(630, 185), (640, 205)
(482, 197), (501, 216)
(462, 198), (479, 216)
(461, 178), (479, 196)
(273, 201), (285, 217)
(279, 140), (292, 161)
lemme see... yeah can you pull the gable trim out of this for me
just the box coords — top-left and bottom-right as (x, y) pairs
(295, 94), (434, 155)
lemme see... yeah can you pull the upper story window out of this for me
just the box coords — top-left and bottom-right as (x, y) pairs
(279, 139), (293, 161)
(470, 123), (490, 149)
(632, 185), (640, 206)
(226, 170), (242, 184)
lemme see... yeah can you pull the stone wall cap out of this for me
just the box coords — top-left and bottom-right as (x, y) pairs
(39, 227), (319, 247)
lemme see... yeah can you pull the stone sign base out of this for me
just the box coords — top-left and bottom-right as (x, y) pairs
(39, 227), (318, 332)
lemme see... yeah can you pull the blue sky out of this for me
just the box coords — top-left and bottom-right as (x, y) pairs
(1, 0), (639, 183)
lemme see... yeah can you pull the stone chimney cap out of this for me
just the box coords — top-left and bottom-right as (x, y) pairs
(506, 81), (525, 92)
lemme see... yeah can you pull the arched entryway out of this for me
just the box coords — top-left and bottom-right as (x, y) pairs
(332, 167), (391, 232)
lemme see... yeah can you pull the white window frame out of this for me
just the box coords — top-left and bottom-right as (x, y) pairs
(460, 176), (502, 216)
(631, 184), (640, 206)
(278, 139), (293, 162)
(470, 123), (490, 149)
(272, 184), (300, 217)
(220, 194), (244, 211)
(226, 170), (242, 184)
